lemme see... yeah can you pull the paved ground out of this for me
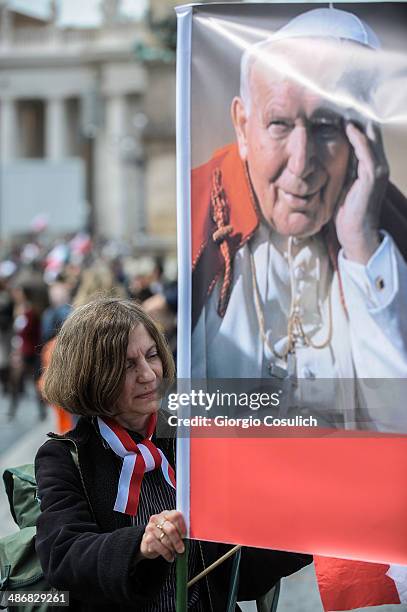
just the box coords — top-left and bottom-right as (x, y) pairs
(0, 391), (405, 612)
(239, 563), (324, 611)
(0, 387), (48, 456)
(0, 389), (54, 538)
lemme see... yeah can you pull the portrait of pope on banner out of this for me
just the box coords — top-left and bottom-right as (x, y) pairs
(190, 7), (407, 433)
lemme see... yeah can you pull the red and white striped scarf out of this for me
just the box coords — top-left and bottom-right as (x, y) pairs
(97, 414), (176, 516)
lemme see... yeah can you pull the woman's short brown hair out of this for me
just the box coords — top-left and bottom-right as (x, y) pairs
(42, 297), (175, 417)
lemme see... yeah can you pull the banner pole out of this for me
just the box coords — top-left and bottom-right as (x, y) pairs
(176, 540), (189, 612)
(175, 4), (193, 611)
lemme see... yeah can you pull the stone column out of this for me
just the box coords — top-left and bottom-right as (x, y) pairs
(95, 94), (146, 240)
(131, 111), (148, 236)
(119, 127), (146, 240)
(105, 94), (129, 239)
(99, 93), (127, 239)
(0, 6), (13, 48)
(0, 97), (18, 161)
(45, 96), (66, 160)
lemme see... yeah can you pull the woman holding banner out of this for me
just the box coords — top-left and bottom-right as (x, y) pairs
(35, 297), (310, 611)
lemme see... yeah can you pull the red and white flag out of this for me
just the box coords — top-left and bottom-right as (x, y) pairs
(174, 1), (407, 606)
(315, 557), (407, 610)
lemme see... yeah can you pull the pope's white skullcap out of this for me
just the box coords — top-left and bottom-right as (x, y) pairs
(274, 8), (380, 50)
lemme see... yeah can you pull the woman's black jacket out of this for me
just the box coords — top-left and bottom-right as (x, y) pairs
(34, 417), (311, 611)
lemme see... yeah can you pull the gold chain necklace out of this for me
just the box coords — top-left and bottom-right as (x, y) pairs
(248, 237), (333, 362)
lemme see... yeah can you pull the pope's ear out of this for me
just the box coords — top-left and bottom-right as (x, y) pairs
(231, 97), (248, 161)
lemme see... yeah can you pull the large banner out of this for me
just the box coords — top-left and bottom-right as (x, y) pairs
(175, 2), (407, 608)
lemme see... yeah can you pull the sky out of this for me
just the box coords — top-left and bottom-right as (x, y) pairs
(9, 0), (148, 27)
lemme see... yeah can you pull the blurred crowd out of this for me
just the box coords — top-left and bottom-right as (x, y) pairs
(0, 232), (177, 433)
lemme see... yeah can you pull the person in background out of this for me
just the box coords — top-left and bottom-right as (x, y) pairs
(39, 275), (73, 433)
(0, 277), (14, 395)
(143, 281), (178, 361)
(41, 275), (72, 344)
(8, 284), (47, 421)
(72, 262), (127, 308)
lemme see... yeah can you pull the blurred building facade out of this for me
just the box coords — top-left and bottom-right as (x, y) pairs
(0, 0), (179, 252)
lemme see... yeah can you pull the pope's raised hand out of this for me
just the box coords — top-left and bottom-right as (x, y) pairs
(335, 121), (389, 264)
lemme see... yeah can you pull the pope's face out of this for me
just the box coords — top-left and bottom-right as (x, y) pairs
(232, 66), (351, 237)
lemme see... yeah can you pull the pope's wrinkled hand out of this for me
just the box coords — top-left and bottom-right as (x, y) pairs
(335, 121), (389, 264)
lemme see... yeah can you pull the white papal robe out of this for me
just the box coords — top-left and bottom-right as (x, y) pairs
(192, 224), (407, 433)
